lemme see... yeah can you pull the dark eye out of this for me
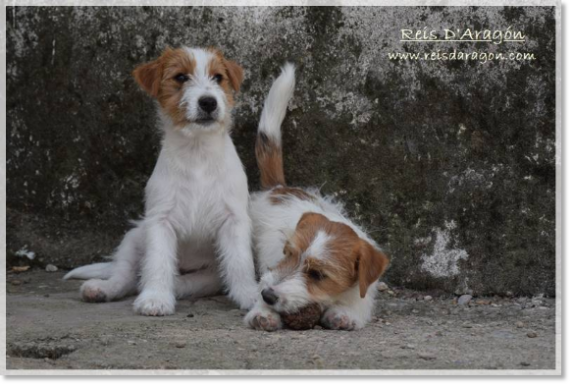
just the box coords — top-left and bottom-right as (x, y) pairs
(308, 269), (324, 281)
(213, 74), (223, 84)
(174, 73), (189, 83)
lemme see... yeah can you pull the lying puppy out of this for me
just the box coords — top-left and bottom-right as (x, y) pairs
(65, 47), (258, 315)
(245, 64), (390, 331)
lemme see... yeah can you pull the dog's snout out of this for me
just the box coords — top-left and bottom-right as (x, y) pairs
(198, 96), (217, 114)
(261, 288), (278, 306)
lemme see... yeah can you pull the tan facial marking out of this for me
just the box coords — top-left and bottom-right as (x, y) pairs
(208, 47), (244, 106)
(283, 212), (390, 299)
(132, 47), (243, 128)
(133, 47), (196, 127)
(159, 49), (197, 126)
(275, 242), (300, 273)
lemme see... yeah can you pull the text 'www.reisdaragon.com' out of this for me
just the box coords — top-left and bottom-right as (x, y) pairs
(387, 50), (536, 64)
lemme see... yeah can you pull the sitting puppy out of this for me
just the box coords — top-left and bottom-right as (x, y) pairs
(64, 47), (258, 315)
(245, 64), (390, 331)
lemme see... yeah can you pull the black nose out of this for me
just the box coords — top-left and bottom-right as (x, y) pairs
(198, 96), (217, 114)
(261, 288), (278, 306)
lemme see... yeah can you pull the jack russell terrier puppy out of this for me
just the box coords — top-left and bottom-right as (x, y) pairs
(245, 64), (390, 331)
(64, 47), (258, 315)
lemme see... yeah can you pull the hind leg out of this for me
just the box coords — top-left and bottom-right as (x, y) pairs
(175, 268), (222, 299)
(81, 227), (142, 302)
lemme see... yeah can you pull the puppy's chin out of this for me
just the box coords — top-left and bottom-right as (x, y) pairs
(175, 118), (227, 137)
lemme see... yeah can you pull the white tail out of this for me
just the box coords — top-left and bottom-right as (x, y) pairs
(256, 63), (295, 189)
(63, 262), (114, 280)
(258, 63), (295, 146)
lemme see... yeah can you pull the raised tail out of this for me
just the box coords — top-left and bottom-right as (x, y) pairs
(256, 63), (295, 190)
(63, 262), (114, 280)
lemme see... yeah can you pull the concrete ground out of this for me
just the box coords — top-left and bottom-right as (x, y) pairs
(6, 270), (556, 370)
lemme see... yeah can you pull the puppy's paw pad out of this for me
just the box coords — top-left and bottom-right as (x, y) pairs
(321, 312), (356, 330)
(80, 279), (108, 303)
(245, 311), (282, 331)
(133, 292), (176, 316)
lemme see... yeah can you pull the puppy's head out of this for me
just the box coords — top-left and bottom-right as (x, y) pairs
(259, 212), (389, 313)
(133, 47), (243, 134)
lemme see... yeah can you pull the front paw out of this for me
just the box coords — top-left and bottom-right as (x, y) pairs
(133, 290), (176, 316)
(231, 285), (258, 311)
(321, 310), (358, 331)
(244, 308), (282, 331)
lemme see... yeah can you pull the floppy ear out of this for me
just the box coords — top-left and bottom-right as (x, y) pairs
(224, 59), (244, 92)
(133, 48), (174, 97)
(133, 59), (163, 98)
(356, 241), (390, 298)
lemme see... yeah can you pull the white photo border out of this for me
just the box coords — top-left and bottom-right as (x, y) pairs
(0, 0), (562, 376)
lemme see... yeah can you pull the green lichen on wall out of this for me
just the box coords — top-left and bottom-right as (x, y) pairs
(7, 6), (556, 296)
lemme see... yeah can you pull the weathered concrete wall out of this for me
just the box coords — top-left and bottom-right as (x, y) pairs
(7, 6), (556, 296)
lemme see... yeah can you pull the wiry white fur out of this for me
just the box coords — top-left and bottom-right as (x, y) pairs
(258, 63), (295, 146)
(302, 230), (332, 261)
(319, 283), (378, 330)
(266, 272), (311, 313)
(245, 63), (382, 331)
(63, 262), (113, 280)
(65, 47), (258, 315)
(250, 188), (380, 274)
(247, 188), (380, 330)
(178, 48), (228, 129)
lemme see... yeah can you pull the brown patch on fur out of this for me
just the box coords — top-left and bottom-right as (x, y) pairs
(269, 187), (314, 204)
(223, 59), (243, 92)
(296, 213), (361, 298)
(133, 47), (243, 128)
(157, 48), (196, 126)
(356, 240), (390, 298)
(256, 132), (286, 189)
(305, 256), (357, 298)
(285, 212), (389, 299)
(271, 213), (328, 278)
(133, 47), (196, 127)
(275, 242), (301, 273)
(208, 48), (244, 105)
(132, 49), (169, 98)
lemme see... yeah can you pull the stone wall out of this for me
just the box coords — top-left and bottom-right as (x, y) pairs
(7, 6), (556, 296)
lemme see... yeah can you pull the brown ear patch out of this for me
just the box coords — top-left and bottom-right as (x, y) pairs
(356, 241), (390, 298)
(207, 52), (233, 106)
(133, 48), (196, 127)
(156, 49), (196, 126)
(224, 59), (244, 92)
(133, 56), (165, 98)
(208, 47), (244, 95)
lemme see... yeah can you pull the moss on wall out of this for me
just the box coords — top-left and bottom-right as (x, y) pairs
(7, 6), (556, 296)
